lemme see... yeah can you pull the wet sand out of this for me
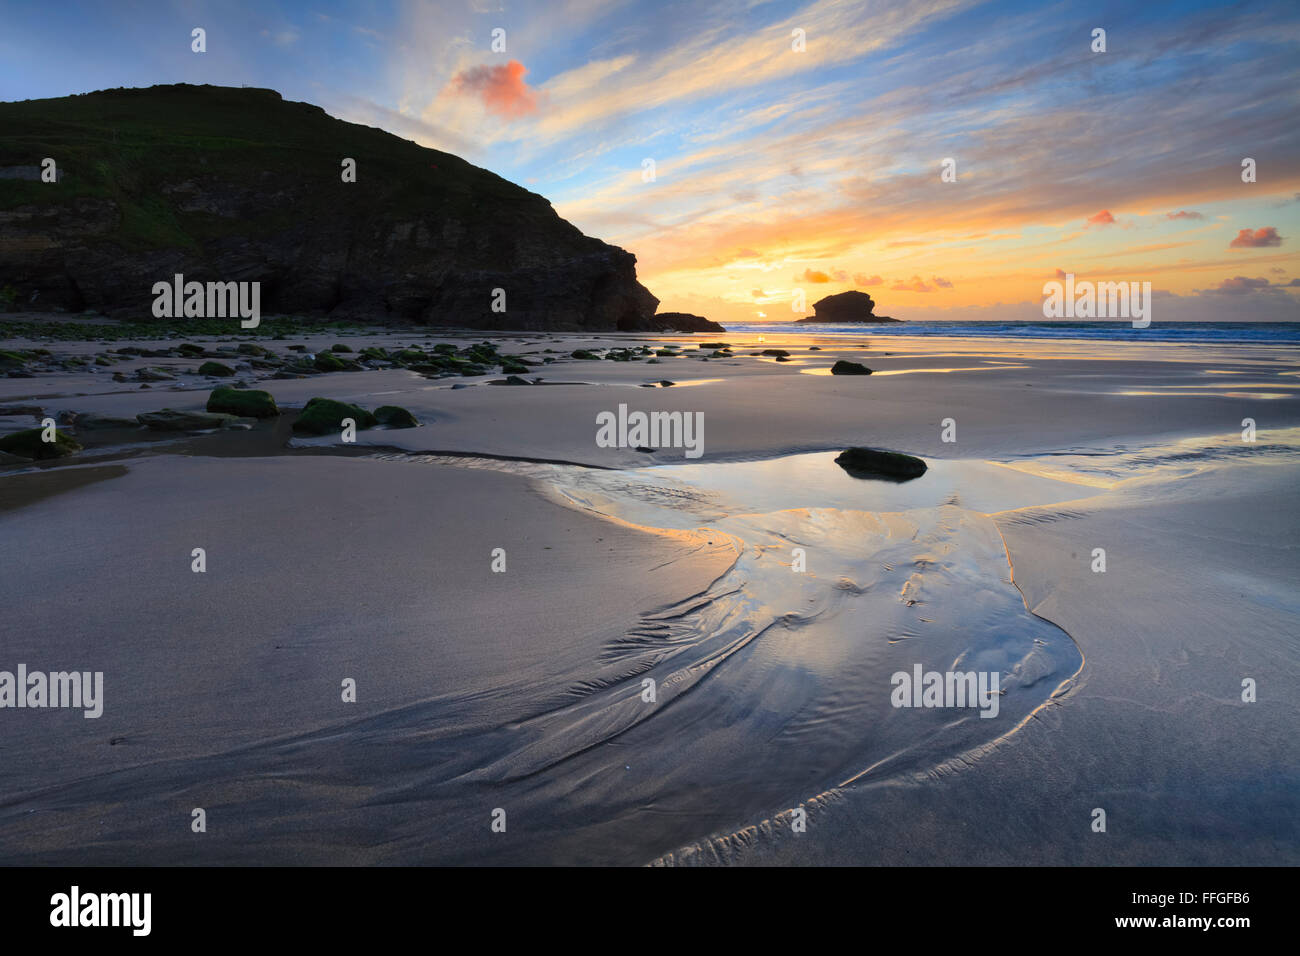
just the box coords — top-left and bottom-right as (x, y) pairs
(0, 324), (1297, 864)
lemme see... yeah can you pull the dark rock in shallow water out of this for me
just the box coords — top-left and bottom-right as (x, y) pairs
(74, 413), (139, 430)
(761, 348), (790, 357)
(137, 409), (254, 431)
(830, 359), (872, 375)
(652, 312), (725, 333)
(0, 427), (82, 460)
(374, 404), (420, 426)
(834, 447), (927, 481)
(206, 386), (280, 419)
(292, 397), (377, 435)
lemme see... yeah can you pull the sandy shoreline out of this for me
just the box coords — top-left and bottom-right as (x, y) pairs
(1, 322), (1297, 864)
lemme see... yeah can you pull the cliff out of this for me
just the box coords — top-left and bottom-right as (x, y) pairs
(0, 84), (666, 331)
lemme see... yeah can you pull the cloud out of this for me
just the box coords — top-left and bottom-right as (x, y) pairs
(1165, 209), (1204, 220)
(1053, 268), (1068, 279)
(751, 288), (765, 297)
(932, 275), (953, 288)
(1200, 275), (1300, 294)
(891, 275), (933, 292)
(1087, 209), (1116, 226)
(831, 269), (849, 281)
(801, 269), (831, 283)
(450, 60), (539, 118)
(1229, 227), (1283, 248)
(260, 29), (300, 48)
(854, 273), (883, 286)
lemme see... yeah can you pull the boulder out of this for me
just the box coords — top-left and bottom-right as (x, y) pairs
(374, 405), (420, 426)
(206, 386), (280, 418)
(292, 397), (377, 435)
(834, 447), (927, 480)
(137, 408), (255, 431)
(830, 360), (872, 375)
(197, 360), (236, 377)
(0, 427), (82, 459)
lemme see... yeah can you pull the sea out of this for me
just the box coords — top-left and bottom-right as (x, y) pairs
(719, 321), (1300, 345)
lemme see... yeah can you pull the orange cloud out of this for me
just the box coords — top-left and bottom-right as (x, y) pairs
(891, 275), (933, 292)
(1229, 227), (1283, 248)
(854, 273), (882, 286)
(1087, 209), (1116, 226)
(801, 269), (831, 283)
(1166, 209), (1204, 220)
(450, 60), (538, 118)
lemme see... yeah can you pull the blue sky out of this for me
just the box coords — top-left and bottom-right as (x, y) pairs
(2, 0), (1297, 322)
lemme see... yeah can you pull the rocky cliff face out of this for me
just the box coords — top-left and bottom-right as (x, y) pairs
(798, 290), (900, 322)
(0, 85), (662, 331)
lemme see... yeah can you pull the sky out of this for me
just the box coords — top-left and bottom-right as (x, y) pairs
(2, 0), (1298, 323)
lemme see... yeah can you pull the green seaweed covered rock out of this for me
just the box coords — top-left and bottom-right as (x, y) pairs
(292, 397), (377, 435)
(374, 405), (420, 427)
(197, 360), (236, 377)
(206, 386), (280, 419)
(0, 427), (82, 460)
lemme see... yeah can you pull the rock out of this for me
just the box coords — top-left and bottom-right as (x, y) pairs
(775, 355), (791, 362)
(291, 397), (377, 435)
(698, 342), (730, 349)
(571, 349), (600, 360)
(497, 375), (533, 386)
(236, 343), (266, 355)
(197, 360), (236, 377)
(373, 404), (419, 426)
(809, 346), (822, 350)
(834, 447), (927, 480)
(136, 367), (176, 381)
(1, 84), (660, 331)
(0, 404), (43, 418)
(206, 386), (280, 418)
(501, 361), (530, 375)
(74, 414), (139, 430)
(330, 343), (353, 353)
(799, 290), (902, 323)
(313, 351), (346, 372)
(658, 380), (675, 387)
(0, 427), (82, 460)
(653, 312), (725, 333)
(761, 348), (790, 357)
(830, 360), (872, 375)
(137, 408), (254, 431)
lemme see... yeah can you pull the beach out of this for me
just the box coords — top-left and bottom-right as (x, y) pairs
(1, 321), (1297, 865)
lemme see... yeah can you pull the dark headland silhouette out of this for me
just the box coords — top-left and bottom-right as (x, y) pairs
(0, 84), (722, 333)
(798, 290), (900, 323)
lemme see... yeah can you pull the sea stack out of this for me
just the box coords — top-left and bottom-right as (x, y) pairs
(799, 290), (901, 323)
